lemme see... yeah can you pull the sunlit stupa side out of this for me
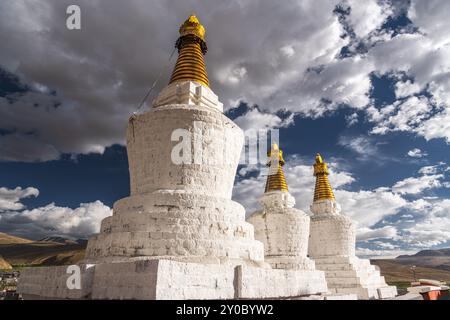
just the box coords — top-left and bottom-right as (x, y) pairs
(308, 154), (398, 299)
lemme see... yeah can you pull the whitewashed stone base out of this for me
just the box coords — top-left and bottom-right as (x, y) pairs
(85, 192), (265, 265)
(313, 256), (397, 300)
(18, 264), (95, 300)
(18, 259), (328, 300)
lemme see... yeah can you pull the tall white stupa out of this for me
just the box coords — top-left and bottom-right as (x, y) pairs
(308, 154), (398, 299)
(18, 15), (329, 300)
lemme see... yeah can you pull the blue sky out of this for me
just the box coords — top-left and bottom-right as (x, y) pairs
(0, 0), (450, 258)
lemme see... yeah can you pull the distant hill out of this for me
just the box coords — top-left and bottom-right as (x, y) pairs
(397, 248), (450, 259)
(371, 259), (450, 283)
(394, 247), (450, 273)
(0, 255), (12, 270)
(39, 236), (89, 246)
(39, 236), (78, 245)
(0, 232), (87, 267)
(0, 232), (33, 245)
(370, 247), (450, 284)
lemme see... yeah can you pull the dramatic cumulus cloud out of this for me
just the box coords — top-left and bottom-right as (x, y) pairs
(366, 1), (450, 142)
(0, 186), (111, 239)
(4, 0), (450, 162)
(0, 0), (346, 162)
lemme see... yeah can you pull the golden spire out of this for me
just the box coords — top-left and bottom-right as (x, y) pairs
(313, 153), (335, 202)
(169, 14), (210, 87)
(264, 143), (289, 193)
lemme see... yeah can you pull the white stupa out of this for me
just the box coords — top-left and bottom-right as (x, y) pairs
(308, 154), (398, 299)
(247, 144), (320, 271)
(18, 15), (329, 300)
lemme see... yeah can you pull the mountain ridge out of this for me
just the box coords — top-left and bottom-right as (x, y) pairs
(397, 248), (450, 259)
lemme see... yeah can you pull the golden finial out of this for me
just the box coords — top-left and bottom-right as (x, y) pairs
(169, 14), (209, 87)
(313, 153), (335, 201)
(265, 143), (288, 193)
(316, 153), (323, 163)
(179, 14), (206, 41)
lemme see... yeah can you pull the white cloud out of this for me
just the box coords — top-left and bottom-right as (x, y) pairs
(338, 135), (392, 163)
(370, 96), (433, 135)
(0, 187), (39, 211)
(343, 0), (393, 38)
(345, 112), (358, 126)
(408, 0), (450, 47)
(395, 80), (422, 98)
(416, 108), (450, 142)
(280, 45), (295, 58)
(233, 108), (293, 131)
(0, 186), (111, 239)
(392, 174), (443, 195)
(403, 199), (450, 248)
(418, 165), (438, 175)
(407, 148), (428, 158)
(357, 226), (398, 241)
(365, 0), (450, 142)
(336, 188), (407, 227)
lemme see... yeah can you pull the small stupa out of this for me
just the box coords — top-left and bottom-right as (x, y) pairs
(248, 144), (314, 270)
(308, 154), (398, 299)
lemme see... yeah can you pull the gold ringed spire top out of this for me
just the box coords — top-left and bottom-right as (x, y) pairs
(264, 143), (289, 193)
(313, 153), (335, 202)
(169, 14), (210, 87)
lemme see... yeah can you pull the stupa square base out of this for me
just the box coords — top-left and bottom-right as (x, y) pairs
(18, 258), (328, 300)
(313, 256), (398, 299)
